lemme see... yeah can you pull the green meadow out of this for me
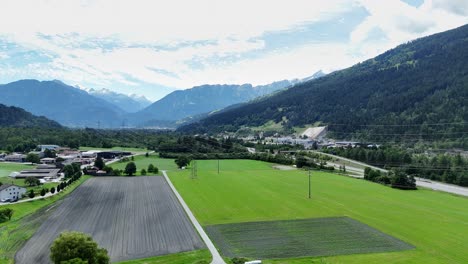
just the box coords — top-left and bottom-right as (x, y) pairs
(168, 159), (468, 264)
(109, 154), (177, 175)
(0, 163), (35, 178)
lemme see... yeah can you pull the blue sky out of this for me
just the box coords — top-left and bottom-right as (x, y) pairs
(0, 0), (467, 100)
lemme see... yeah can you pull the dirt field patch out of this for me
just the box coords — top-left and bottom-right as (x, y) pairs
(272, 165), (296, 170)
(205, 217), (414, 259)
(15, 177), (205, 263)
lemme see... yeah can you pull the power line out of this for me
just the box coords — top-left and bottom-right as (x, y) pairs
(327, 122), (468, 127)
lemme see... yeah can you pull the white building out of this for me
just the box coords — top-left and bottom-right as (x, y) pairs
(0, 184), (27, 201)
(38, 145), (60, 152)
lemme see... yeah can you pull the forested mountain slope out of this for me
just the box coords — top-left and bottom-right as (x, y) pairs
(180, 24), (468, 146)
(0, 104), (61, 128)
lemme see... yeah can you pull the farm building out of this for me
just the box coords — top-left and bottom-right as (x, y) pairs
(81, 151), (98, 159)
(37, 145), (60, 152)
(97, 151), (132, 159)
(13, 168), (61, 179)
(40, 157), (56, 165)
(0, 184), (26, 201)
(4, 153), (27, 162)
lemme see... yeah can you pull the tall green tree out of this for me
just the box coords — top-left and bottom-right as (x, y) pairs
(24, 177), (40, 187)
(124, 162), (137, 176)
(26, 153), (40, 164)
(50, 231), (109, 264)
(175, 155), (191, 168)
(94, 157), (105, 170)
(63, 165), (75, 178)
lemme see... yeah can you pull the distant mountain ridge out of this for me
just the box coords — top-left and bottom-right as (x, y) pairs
(0, 103), (61, 128)
(179, 24), (468, 143)
(128, 79), (298, 127)
(0, 71), (325, 128)
(87, 88), (152, 113)
(0, 80), (124, 128)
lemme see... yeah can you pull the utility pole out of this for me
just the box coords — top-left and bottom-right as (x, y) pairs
(191, 160), (198, 179)
(308, 169), (311, 199)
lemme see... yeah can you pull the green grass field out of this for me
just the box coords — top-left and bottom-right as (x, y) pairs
(168, 159), (468, 264)
(110, 154), (177, 175)
(0, 163), (35, 178)
(115, 249), (211, 264)
(0, 175), (90, 264)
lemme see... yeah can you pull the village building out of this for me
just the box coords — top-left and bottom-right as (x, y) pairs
(0, 184), (27, 202)
(4, 153), (27, 163)
(12, 168), (61, 179)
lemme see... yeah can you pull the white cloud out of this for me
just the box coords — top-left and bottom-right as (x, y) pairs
(0, 0), (467, 99)
(351, 0), (468, 57)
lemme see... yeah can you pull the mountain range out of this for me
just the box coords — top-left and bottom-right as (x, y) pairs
(0, 80), (124, 128)
(0, 78), (304, 128)
(180, 24), (468, 142)
(87, 88), (152, 113)
(128, 80), (296, 127)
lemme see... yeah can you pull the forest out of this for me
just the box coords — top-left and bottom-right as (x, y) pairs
(179, 24), (468, 149)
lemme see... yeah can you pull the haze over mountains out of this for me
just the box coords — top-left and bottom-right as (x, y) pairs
(0, 80), (124, 128)
(180, 24), (468, 140)
(87, 88), (152, 113)
(0, 77), (306, 128)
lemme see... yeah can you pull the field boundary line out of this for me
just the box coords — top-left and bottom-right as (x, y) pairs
(162, 171), (226, 264)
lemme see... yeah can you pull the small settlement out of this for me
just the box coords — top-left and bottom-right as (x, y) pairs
(0, 145), (132, 201)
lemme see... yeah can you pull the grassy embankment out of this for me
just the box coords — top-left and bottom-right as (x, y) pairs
(168, 159), (468, 264)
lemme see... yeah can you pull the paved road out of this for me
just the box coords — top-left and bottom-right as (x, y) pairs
(414, 178), (468, 197)
(163, 171), (226, 264)
(310, 151), (468, 197)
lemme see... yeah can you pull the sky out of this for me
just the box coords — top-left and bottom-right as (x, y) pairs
(0, 0), (467, 101)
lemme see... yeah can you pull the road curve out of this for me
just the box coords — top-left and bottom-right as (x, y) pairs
(162, 171), (226, 264)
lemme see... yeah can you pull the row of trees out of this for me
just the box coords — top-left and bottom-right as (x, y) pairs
(324, 146), (468, 187)
(0, 126), (177, 153)
(27, 166), (83, 199)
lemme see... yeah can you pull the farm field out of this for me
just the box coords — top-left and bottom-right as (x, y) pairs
(0, 163), (35, 178)
(206, 217), (413, 259)
(110, 154), (177, 175)
(15, 177), (205, 264)
(0, 176), (90, 264)
(168, 159), (468, 263)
